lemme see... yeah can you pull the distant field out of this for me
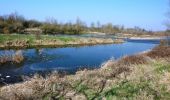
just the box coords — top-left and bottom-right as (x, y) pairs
(0, 34), (76, 44)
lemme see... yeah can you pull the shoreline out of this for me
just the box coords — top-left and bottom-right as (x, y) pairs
(0, 34), (124, 49)
(0, 42), (121, 50)
(127, 36), (170, 40)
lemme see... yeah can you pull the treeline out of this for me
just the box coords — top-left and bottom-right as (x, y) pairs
(0, 13), (149, 35)
(0, 13), (42, 34)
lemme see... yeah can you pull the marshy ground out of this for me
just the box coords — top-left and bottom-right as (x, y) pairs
(0, 45), (170, 100)
(0, 34), (124, 49)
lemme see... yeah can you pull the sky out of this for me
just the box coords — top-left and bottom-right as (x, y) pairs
(0, 0), (169, 31)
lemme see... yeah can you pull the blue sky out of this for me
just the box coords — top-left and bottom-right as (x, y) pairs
(0, 0), (169, 31)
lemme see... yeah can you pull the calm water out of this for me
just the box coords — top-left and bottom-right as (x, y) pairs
(0, 40), (158, 84)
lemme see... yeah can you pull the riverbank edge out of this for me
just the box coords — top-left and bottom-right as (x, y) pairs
(0, 36), (124, 49)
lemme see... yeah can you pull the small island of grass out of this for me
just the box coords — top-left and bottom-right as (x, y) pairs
(0, 34), (124, 49)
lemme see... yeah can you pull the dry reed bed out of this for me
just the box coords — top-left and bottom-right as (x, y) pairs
(0, 50), (24, 64)
(0, 46), (170, 100)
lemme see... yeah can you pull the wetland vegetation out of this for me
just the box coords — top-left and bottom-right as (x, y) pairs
(0, 34), (124, 49)
(0, 0), (170, 100)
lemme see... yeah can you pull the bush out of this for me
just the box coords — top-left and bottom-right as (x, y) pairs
(3, 27), (10, 34)
(117, 55), (150, 66)
(147, 46), (170, 58)
(0, 50), (24, 64)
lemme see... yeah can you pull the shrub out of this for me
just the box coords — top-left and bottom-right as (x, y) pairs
(0, 50), (24, 64)
(3, 27), (10, 34)
(117, 55), (150, 66)
(147, 46), (170, 58)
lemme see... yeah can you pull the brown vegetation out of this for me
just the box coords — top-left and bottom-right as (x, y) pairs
(117, 55), (151, 66)
(34, 38), (124, 48)
(4, 40), (29, 47)
(0, 50), (24, 64)
(146, 46), (170, 58)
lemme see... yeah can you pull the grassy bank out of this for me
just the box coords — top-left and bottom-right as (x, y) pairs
(0, 34), (124, 49)
(0, 46), (170, 100)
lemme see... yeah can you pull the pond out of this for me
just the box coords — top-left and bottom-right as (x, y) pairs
(0, 39), (159, 84)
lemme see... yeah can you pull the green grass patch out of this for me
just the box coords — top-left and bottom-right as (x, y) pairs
(104, 81), (148, 99)
(154, 62), (170, 74)
(40, 35), (76, 42)
(0, 34), (77, 44)
(103, 79), (170, 100)
(0, 34), (35, 43)
(74, 83), (100, 100)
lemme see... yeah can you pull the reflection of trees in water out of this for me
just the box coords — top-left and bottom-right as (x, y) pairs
(35, 48), (43, 55)
(26, 48), (69, 63)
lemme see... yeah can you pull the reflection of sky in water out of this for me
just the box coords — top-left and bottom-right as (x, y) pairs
(0, 40), (158, 84)
(0, 50), (15, 57)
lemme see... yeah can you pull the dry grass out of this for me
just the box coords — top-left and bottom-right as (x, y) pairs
(104, 55), (152, 78)
(117, 55), (151, 66)
(4, 40), (29, 47)
(0, 50), (24, 64)
(12, 51), (24, 63)
(147, 46), (170, 58)
(159, 72), (170, 91)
